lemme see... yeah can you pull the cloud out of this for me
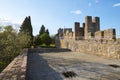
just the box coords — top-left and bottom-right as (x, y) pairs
(0, 17), (20, 29)
(88, 2), (92, 6)
(0, 18), (10, 23)
(95, 0), (99, 3)
(71, 10), (82, 14)
(113, 3), (120, 7)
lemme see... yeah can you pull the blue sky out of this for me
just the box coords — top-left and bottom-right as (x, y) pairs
(0, 0), (120, 37)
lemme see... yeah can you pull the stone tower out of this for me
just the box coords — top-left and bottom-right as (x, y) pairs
(92, 17), (100, 31)
(84, 16), (92, 39)
(58, 28), (63, 38)
(84, 16), (100, 39)
(74, 22), (84, 40)
(74, 22), (80, 40)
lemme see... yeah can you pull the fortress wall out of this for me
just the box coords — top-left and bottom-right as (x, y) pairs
(92, 17), (100, 31)
(57, 39), (120, 59)
(0, 49), (28, 80)
(95, 31), (104, 40)
(103, 29), (116, 40)
(57, 16), (119, 59)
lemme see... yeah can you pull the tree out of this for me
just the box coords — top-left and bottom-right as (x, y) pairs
(45, 29), (49, 35)
(34, 35), (42, 46)
(40, 33), (52, 45)
(0, 25), (31, 72)
(20, 16), (33, 36)
(39, 25), (45, 35)
(19, 16), (33, 47)
(50, 35), (56, 44)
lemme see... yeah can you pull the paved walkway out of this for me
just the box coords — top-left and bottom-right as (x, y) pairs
(26, 49), (120, 80)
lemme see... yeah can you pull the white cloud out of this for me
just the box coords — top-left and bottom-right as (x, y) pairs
(95, 0), (99, 3)
(88, 2), (92, 6)
(113, 3), (120, 7)
(71, 10), (82, 15)
(0, 17), (20, 29)
(0, 18), (10, 23)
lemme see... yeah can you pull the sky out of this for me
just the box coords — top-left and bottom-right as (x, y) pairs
(0, 0), (120, 37)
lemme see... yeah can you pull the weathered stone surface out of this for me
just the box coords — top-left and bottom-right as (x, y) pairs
(26, 50), (120, 80)
(0, 49), (28, 80)
(57, 16), (119, 59)
(57, 39), (120, 59)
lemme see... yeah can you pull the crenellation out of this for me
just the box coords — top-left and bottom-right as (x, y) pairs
(64, 29), (73, 39)
(95, 31), (104, 40)
(57, 16), (120, 59)
(92, 17), (100, 31)
(58, 16), (116, 41)
(74, 22), (81, 40)
(82, 23), (85, 30)
(85, 16), (92, 39)
(103, 28), (116, 41)
(58, 28), (63, 38)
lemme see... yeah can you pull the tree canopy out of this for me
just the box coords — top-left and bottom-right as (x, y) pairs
(34, 25), (52, 46)
(40, 33), (52, 45)
(0, 25), (31, 72)
(39, 25), (45, 36)
(19, 16), (33, 47)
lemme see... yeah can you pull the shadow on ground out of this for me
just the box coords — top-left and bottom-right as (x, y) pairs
(26, 48), (70, 80)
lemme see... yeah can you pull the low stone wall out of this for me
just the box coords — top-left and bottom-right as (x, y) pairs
(57, 39), (120, 59)
(0, 49), (28, 80)
(28, 48), (71, 53)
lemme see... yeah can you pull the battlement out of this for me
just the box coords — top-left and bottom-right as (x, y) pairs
(58, 16), (116, 41)
(56, 16), (119, 59)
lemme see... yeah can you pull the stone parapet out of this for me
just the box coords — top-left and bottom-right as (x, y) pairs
(0, 49), (28, 80)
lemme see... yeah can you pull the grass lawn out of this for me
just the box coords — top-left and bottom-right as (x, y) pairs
(40, 44), (56, 48)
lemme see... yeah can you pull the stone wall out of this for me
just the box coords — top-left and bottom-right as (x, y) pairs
(57, 39), (120, 59)
(0, 49), (28, 80)
(56, 16), (119, 59)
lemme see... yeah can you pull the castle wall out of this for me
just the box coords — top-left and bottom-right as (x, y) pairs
(74, 22), (84, 40)
(103, 29), (116, 40)
(85, 16), (92, 39)
(56, 16), (119, 59)
(92, 17), (100, 31)
(74, 22), (80, 40)
(57, 39), (120, 59)
(95, 31), (104, 40)
(63, 28), (73, 39)
(64, 28), (72, 33)
(58, 28), (63, 38)
(84, 16), (100, 39)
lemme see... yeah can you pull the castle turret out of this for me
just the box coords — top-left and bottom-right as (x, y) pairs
(74, 22), (80, 40)
(92, 17), (100, 31)
(84, 16), (92, 39)
(84, 16), (100, 39)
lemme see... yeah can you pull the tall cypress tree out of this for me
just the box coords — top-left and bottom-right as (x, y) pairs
(20, 16), (33, 37)
(39, 25), (45, 36)
(19, 16), (33, 47)
(45, 29), (49, 35)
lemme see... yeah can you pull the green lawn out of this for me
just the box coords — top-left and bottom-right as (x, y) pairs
(40, 44), (56, 48)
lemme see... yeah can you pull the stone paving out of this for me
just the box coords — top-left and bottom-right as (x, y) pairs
(26, 50), (120, 80)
